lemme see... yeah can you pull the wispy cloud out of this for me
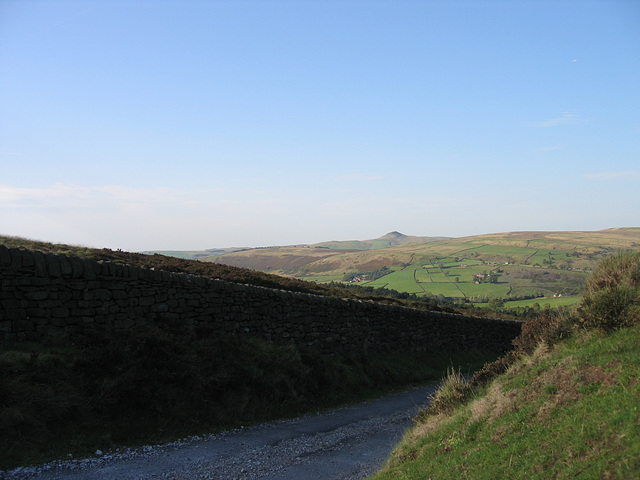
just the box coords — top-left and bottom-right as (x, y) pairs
(0, 183), (89, 202)
(333, 173), (384, 182)
(583, 171), (640, 181)
(524, 113), (587, 128)
(0, 183), (225, 206)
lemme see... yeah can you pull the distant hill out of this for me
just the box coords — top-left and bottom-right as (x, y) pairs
(209, 228), (640, 275)
(200, 231), (448, 276)
(312, 231), (450, 250)
(142, 232), (448, 259)
(206, 228), (640, 309)
(140, 247), (247, 260)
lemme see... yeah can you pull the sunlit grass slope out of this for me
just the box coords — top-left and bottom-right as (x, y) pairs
(371, 326), (640, 479)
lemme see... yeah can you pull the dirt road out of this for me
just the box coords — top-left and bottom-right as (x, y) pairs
(3, 384), (438, 480)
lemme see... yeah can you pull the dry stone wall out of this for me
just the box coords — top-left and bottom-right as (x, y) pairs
(0, 246), (522, 353)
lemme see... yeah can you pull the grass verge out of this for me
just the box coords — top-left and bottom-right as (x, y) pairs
(370, 325), (640, 479)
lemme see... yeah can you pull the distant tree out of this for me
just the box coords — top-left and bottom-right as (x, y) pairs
(488, 298), (505, 309)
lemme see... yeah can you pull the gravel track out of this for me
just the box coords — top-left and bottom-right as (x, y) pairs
(2, 384), (437, 480)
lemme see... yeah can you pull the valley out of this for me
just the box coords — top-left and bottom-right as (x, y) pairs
(162, 228), (640, 311)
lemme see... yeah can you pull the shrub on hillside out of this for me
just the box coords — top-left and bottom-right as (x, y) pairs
(468, 350), (518, 389)
(511, 310), (575, 356)
(417, 367), (473, 420)
(577, 251), (640, 331)
(468, 309), (575, 389)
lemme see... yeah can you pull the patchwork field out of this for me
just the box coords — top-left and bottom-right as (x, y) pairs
(199, 228), (640, 309)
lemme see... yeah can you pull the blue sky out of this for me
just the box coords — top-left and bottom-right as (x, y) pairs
(1, 0), (639, 251)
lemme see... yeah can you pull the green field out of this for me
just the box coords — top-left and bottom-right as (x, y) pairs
(297, 274), (346, 283)
(304, 234), (622, 310)
(500, 295), (581, 309)
(363, 268), (425, 294)
(182, 229), (640, 311)
(457, 282), (512, 298)
(420, 282), (468, 297)
(333, 256), (583, 308)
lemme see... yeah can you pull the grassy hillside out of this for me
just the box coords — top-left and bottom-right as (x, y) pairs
(371, 325), (640, 479)
(211, 228), (640, 311)
(370, 251), (640, 479)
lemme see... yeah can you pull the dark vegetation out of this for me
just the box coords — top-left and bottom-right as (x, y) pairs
(578, 251), (640, 331)
(332, 283), (528, 321)
(342, 266), (392, 282)
(0, 325), (495, 470)
(330, 283), (461, 313)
